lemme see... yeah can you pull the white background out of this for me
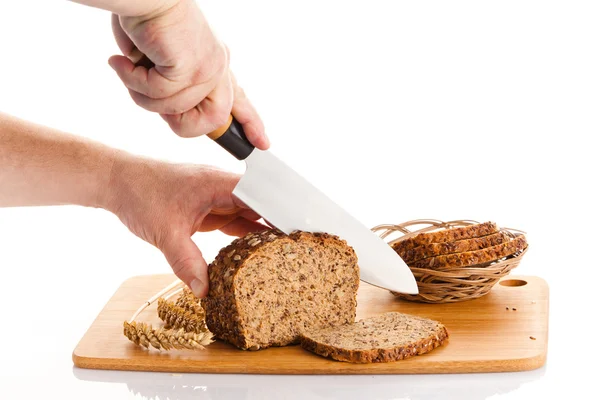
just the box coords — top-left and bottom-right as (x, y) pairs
(0, 0), (598, 399)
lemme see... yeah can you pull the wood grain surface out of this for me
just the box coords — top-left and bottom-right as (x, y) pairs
(72, 274), (548, 374)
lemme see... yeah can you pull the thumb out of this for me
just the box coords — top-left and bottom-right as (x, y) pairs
(161, 233), (209, 298)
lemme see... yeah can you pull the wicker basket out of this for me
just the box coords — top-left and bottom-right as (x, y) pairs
(371, 219), (528, 303)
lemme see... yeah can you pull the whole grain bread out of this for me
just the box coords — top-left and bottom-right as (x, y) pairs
(409, 235), (528, 270)
(204, 229), (360, 351)
(300, 312), (448, 363)
(393, 222), (498, 254)
(396, 231), (511, 264)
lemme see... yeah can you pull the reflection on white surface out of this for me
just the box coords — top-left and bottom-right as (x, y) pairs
(73, 366), (546, 400)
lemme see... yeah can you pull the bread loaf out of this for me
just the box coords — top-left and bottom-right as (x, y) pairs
(300, 312), (448, 363)
(204, 229), (360, 351)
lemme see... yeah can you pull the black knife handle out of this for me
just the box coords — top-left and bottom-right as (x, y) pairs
(207, 115), (255, 160)
(133, 53), (255, 160)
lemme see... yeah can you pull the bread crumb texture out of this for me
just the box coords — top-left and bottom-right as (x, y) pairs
(300, 312), (449, 363)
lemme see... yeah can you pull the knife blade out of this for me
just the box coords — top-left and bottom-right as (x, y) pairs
(208, 115), (418, 294)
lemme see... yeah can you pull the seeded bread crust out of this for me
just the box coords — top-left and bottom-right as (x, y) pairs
(204, 229), (359, 350)
(395, 232), (511, 264)
(300, 312), (449, 363)
(204, 229), (286, 349)
(393, 222), (498, 254)
(409, 235), (528, 270)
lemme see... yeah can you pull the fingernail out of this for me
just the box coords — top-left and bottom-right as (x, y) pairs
(190, 279), (205, 298)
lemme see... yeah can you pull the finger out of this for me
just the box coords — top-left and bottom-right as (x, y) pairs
(160, 69), (234, 137)
(107, 55), (187, 100)
(111, 14), (135, 58)
(161, 233), (209, 298)
(219, 217), (270, 237)
(209, 207), (241, 216)
(231, 73), (269, 150)
(238, 208), (262, 221)
(198, 213), (239, 232)
(126, 78), (217, 114)
(199, 209), (263, 232)
(205, 169), (253, 213)
(209, 204), (260, 220)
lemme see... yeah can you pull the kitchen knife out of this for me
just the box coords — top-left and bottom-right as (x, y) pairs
(131, 53), (417, 293)
(208, 115), (418, 294)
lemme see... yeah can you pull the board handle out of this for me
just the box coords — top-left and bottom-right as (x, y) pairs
(132, 52), (255, 160)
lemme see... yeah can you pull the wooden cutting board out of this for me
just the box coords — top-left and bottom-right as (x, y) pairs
(72, 274), (548, 374)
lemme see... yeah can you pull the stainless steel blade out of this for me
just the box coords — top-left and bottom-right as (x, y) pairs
(233, 149), (418, 294)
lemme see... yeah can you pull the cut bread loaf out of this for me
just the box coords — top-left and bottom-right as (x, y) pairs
(396, 231), (511, 264)
(408, 235), (528, 270)
(300, 312), (449, 363)
(393, 222), (498, 254)
(204, 229), (360, 351)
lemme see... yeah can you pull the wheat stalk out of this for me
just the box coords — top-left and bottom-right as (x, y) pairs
(123, 278), (214, 351)
(157, 298), (208, 333)
(123, 321), (213, 351)
(128, 279), (183, 323)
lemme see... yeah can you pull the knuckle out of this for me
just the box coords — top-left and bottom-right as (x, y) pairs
(170, 256), (194, 278)
(172, 119), (197, 138)
(235, 85), (247, 99)
(192, 43), (228, 84)
(156, 97), (194, 116)
(164, 103), (187, 115)
(209, 107), (231, 128)
(215, 44), (229, 73)
(223, 44), (231, 63)
(129, 91), (149, 109)
(163, 114), (187, 137)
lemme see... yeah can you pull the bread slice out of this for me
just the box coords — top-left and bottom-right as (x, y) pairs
(392, 222), (498, 254)
(396, 231), (511, 264)
(409, 235), (528, 270)
(300, 312), (449, 363)
(204, 229), (360, 351)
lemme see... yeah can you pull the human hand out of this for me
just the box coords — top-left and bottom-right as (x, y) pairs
(108, 0), (269, 149)
(103, 153), (268, 298)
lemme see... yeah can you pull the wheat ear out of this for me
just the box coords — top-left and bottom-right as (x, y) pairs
(123, 278), (214, 351)
(175, 287), (205, 317)
(123, 321), (213, 351)
(157, 298), (208, 333)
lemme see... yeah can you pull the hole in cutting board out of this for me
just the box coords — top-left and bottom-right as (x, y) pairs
(500, 279), (527, 287)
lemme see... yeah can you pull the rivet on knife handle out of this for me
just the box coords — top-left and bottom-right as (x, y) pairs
(133, 53), (255, 161)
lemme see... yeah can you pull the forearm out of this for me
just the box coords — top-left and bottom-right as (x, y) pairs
(68, 0), (178, 17)
(0, 112), (118, 208)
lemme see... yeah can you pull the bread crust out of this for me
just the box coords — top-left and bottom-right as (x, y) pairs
(299, 313), (449, 363)
(204, 229), (359, 350)
(408, 235), (528, 270)
(393, 222), (498, 254)
(395, 231), (511, 264)
(204, 229), (287, 349)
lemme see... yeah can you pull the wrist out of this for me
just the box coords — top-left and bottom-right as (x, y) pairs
(128, 0), (182, 19)
(69, 0), (181, 17)
(101, 150), (161, 218)
(100, 148), (133, 215)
